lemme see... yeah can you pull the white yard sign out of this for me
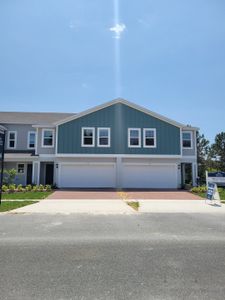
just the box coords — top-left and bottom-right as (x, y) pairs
(206, 171), (225, 186)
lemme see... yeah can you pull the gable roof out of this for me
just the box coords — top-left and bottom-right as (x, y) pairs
(55, 98), (198, 130)
(0, 111), (75, 126)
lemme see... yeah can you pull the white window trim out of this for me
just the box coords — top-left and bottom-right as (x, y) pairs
(128, 128), (141, 148)
(143, 128), (157, 148)
(17, 163), (25, 174)
(97, 127), (111, 148)
(182, 131), (193, 149)
(81, 127), (95, 147)
(27, 131), (36, 149)
(7, 131), (17, 149)
(41, 129), (55, 148)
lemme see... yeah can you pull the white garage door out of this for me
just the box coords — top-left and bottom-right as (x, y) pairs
(59, 164), (116, 188)
(121, 164), (177, 189)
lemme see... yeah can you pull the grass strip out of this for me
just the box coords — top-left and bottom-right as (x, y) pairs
(0, 201), (38, 212)
(2, 191), (52, 200)
(127, 201), (139, 211)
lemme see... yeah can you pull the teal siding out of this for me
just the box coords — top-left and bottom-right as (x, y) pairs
(58, 103), (181, 155)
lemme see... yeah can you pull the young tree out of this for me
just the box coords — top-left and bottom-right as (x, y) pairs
(210, 132), (225, 171)
(196, 132), (210, 183)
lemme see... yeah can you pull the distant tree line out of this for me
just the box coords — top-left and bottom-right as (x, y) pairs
(197, 131), (225, 184)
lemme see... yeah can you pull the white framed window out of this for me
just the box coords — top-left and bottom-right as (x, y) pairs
(182, 131), (193, 149)
(97, 128), (110, 147)
(7, 131), (17, 149)
(17, 163), (25, 174)
(128, 128), (141, 148)
(82, 127), (95, 147)
(27, 131), (36, 149)
(42, 129), (54, 148)
(143, 128), (156, 148)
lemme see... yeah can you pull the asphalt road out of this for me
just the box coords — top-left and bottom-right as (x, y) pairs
(0, 213), (225, 300)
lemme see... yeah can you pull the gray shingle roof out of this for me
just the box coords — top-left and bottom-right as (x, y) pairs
(0, 111), (76, 125)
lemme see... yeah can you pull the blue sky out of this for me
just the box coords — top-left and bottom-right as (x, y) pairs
(0, 0), (224, 142)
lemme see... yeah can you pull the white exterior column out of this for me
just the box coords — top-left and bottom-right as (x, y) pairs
(192, 163), (197, 186)
(32, 161), (40, 185)
(116, 157), (122, 189)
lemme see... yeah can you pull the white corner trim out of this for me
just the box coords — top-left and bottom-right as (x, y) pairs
(27, 131), (36, 149)
(41, 128), (55, 148)
(143, 128), (157, 148)
(128, 128), (141, 148)
(97, 127), (111, 148)
(35, 128), (38, 155)
(81, 127), (95, 147)
(55, 125), (58, 155)
(7, 130), (17, 149)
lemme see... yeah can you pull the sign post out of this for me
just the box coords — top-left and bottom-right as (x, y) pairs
(0, 126), (6, 205)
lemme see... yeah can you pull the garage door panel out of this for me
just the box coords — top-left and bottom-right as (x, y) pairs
(59, 164), (116, 188)
(122, 164), (177, 189)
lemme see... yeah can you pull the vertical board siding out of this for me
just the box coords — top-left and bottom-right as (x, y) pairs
(58, 103), (181, 155)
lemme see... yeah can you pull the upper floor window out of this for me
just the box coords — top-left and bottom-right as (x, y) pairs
(128, 128), (141, 148)
(182, 131), (192, 149)
(28, 131), (36, 149)
(143, 128), (156, 148)
(82, 127), (95, 147)
(7, 131), (17, 149)
(97, 128), (110, 147)
(42, 129), (54, 148)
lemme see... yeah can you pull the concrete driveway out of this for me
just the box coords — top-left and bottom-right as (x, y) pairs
(47, 189), (202, 200)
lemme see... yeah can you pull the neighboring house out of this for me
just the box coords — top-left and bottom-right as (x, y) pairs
(0, 99), (198, 189)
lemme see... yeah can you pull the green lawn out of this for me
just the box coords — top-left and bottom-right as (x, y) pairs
(127, 201), (139, 211)
(0, 201), (38, 212)
(192, 189), (225, 203)
(2, 191), (52, 200)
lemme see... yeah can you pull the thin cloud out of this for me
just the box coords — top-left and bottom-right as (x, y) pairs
(110, 23), (126, 39)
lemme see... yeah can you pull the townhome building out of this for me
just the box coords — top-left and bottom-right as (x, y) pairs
(0, 99), (198, 189)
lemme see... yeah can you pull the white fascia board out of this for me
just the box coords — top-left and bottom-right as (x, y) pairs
(32, 125), (56, 128)
(54, 98), (189, 128)
(55, 154), (182, 159)
(182, 126), (199, 131)
(0, 125), (7, 133)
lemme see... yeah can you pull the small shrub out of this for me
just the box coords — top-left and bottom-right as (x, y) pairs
(17, 184), (23, 192)
(25, 184), (32, 192)
(38, 184), (44, 191)
(2, 185), (8, 193)
(45, 185), (52, 192)
(32, 185), (39, 192)
(8, 184), (16, 193)
(191, 186), (207, 193)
